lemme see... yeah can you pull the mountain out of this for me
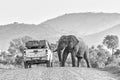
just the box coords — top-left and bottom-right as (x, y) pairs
(0, 12), (120, 50)
(0, 22), (60, 50)
(83, 24), (120, 47)
(43, 12), (120, 35)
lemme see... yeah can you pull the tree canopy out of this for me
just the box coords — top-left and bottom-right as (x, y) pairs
(103, 35), (119, 55)
(8, 36), (33, 56)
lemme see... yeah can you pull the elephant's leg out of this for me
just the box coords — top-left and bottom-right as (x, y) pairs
(77, 57), (82, 67)
(76, 49), (84, 67)
(61, 48), (69, 67)
(71, 51), (77, 67)
(84, 51), (91, 68)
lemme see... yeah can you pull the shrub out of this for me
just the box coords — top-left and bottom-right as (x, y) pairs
(89, 46), (111, 68)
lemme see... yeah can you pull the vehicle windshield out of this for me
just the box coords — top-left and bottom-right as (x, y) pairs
(25, 40), (46, 49)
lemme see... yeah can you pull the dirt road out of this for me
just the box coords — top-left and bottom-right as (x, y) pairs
(0, 67), (117, 80)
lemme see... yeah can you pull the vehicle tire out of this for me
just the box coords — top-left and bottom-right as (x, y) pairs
(51, 62), (53, 67)
(24, 62), (28, 69)
(28, 64), (32, 68)
(46, 61), (51, 67)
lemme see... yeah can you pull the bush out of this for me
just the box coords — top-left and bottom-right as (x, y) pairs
(89, 46), (111, 68)
(14, 55), (24, 66)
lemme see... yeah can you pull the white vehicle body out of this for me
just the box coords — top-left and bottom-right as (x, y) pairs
(23, 40), (53, 68)
(24, 48), (52, 61)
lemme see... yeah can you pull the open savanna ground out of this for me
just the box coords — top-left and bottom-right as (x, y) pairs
(0, 66), (118, 80)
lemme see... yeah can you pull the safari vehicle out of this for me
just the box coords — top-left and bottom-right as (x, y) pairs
(23, 40), (53, 68)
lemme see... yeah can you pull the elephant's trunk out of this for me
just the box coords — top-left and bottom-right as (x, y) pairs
(53, 48), (62, 63)
(57, 49), (62, 62)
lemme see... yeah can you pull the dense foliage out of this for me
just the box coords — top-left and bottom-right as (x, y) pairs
(89, 45), (111, 68)
(103, 35), (119, 55)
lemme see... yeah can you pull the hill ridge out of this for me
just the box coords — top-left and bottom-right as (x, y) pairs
(0, 12), (120, 50)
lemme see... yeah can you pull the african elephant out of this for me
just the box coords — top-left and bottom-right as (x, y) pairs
(54, 35), (91, 67)
(54, 35), (68, 65)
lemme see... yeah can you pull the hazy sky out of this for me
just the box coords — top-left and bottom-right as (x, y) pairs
(0, 0), (120, 25)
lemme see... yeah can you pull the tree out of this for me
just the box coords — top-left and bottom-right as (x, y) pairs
(114, 49), (120, 58)
(8, 36), (33, 66)
(89, 45), (111, 68)
(8, 36), (33, 56)
(97, 44), (103, 50)
(91, 45), (95, 49)
(103, 35), (119, 55)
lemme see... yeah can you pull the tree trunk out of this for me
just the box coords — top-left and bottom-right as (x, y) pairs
(112, 48), (114, 55)
(112, 48), (115, 60)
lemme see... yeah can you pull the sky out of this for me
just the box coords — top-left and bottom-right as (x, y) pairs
(0, 0), (120, 51)
(0, 0), (120, 25)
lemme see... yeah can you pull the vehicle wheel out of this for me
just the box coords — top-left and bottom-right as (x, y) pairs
(46, 61), (51, 67)
(24, 62), (28, 69)
(29, 64), (32, 68)
(51, 62), (53, 67)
